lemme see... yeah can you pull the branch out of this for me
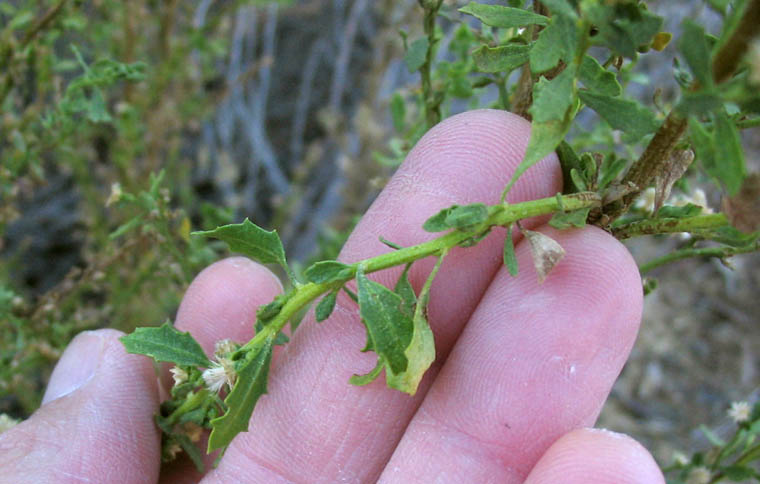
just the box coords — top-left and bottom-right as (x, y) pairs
(601, 0), (760, 222)
(639, 241), (759, 274)
(611, 213), (728, 239)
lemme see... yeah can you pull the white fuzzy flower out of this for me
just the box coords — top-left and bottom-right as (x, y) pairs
(686, 466), (711, 484)
(202, 357), (236, 393)
(170, 366), (188, 386)
(635, 187), (657, 213)
(727, 401), (751, 424)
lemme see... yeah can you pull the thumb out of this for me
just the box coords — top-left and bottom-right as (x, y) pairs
(0, 329), (161, 484)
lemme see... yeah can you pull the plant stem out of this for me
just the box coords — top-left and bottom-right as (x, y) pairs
(420, 0), (442, 128)
(601, 0), (760, 222)
(612, 213), (728, 239)
(640, 241), (760, 274)
(712, 0), (760, 84)
(241, 192), (602, 352)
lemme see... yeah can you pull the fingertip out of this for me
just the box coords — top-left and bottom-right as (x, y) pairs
(525, 428), (665, 484)
(175, 257), (284, 354)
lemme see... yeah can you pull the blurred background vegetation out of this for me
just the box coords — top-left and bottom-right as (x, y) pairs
(1, 0), (758, 472)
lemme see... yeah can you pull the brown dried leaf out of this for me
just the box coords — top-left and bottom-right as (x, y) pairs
(654, 149), (694, 213)
(522, 229), (565, 284)
(722, 172), (760, 233)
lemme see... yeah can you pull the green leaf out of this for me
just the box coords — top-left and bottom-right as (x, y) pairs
(723, 465), (755, 481)
(349, 359), (384, 386)
(208, 336), (274, 451)
(598, 154), (627, 190)
(677, 91), (723, 116)
(423, 203), (489, 232)
(503, 224), (519, 277)
(193, 219), (288, 270)
(678, 20), (714, 88)
(405, 37), (429, 73)
(549, 208), (590, 229)
(530, 68), (575, 123)
(539, 0), (578, 19)
(394, 264), (417, 317)
(472, 44), (530, 73)
(530, 14), (577, 73)
(570, 168), (587, 191)
(386, 252), (445, 395)
(390, 93), (406, 132)
(356, 267), (413, 375)
(304, 260), (354, 284)
(713, 111), (746, 195)
(506, 114), (574, 195)
(256, 293), (290, 322)
(689, 112), (746, 195)
(459, 3), (548, 28)
(579, 91), (659, 139)
(656, 204), (702, 218)
(578, 55), (621, 97)
(120, 322), (211, 368)
(315, 290), (338, 323)
(586, 4), (663, 59)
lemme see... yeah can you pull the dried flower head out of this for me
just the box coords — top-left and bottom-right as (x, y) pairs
(170, 366), (188, 386)
(727, 401), (751, 424)
(202, 357), (236, 393)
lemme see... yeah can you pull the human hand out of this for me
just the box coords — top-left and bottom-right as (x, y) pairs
(0, 110), (665, 483)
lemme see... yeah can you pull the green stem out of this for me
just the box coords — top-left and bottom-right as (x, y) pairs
(241, 192), (601, 352)
(420, 0), (442, 128)
(611, 213), (728, 239)
(640, 242), (760, 274)
(166, 389), (209, 426)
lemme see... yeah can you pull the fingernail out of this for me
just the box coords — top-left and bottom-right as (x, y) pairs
(42, 331), (106, 404)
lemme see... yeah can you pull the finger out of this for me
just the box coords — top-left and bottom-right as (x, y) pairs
(158, 256), (284, 482)
(205, 109), (563, 483)
(380, 226), (643, 483)
(173, 256), (284, 356)
(0, 329), (161, 484)
(524, 428), (665, 484)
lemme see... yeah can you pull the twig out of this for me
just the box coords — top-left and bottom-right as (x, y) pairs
(639, 242), (760, 274)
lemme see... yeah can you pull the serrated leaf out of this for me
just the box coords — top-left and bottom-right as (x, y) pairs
(503, 224), (519, 277)
(459, 3), (548, 28)
(386, 252), (445, 395)
(678, 20), (714, 88)
(713, 111), (746, 195)
(578, 55), (621, 97)
(405, 37), (429, 73)
(193, 219), (287, 270)
(423, 203), (489, 232)
(530, 68), (575, 123)
(304, 260), (354, 284)
(208, 336), (274, 451)
(530, 14), (577, 73)
(120, 322), (211, 367)
(356, 267), (413, 375)
(315, 290), (338, 323)
(472, 44), (530, 73)
(549, 207), (590, 229)
(579, 91), (659, 139)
